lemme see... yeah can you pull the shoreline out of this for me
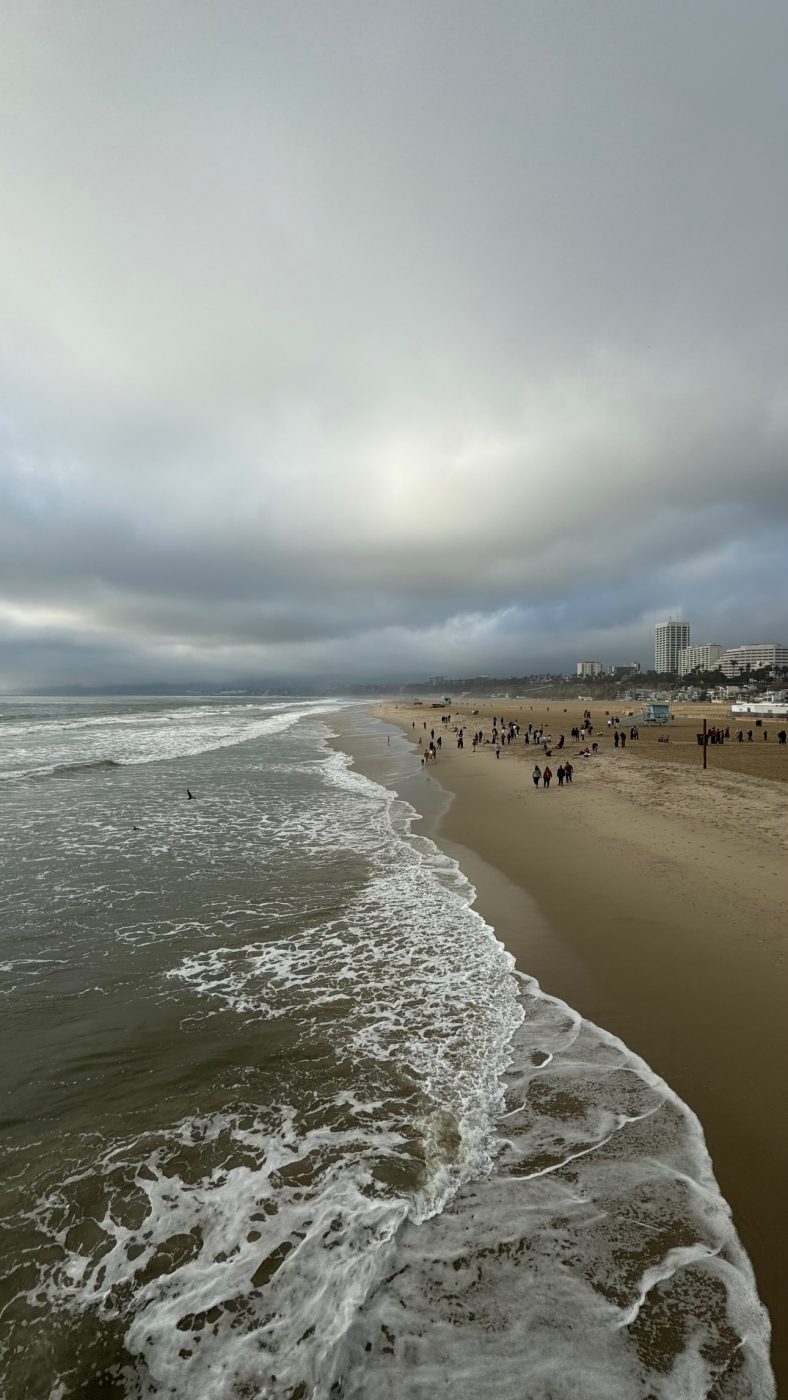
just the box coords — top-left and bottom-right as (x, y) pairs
(337, 698), (787, 1390)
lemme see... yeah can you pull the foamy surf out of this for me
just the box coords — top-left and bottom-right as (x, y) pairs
(0, 698), (341, 781)
(1, 708), (522, 1397)
(0, 702), (775, 1398)
(337, 972), (773, 1398)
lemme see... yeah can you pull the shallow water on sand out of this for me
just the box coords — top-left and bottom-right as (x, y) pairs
(0, 697), (774, 1398)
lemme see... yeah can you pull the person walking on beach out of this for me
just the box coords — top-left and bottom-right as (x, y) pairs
(564, 760), (573, 783)
(543, 765), (552, 788)
(557, 764), (565, 786)
(532, 764), (541, 788)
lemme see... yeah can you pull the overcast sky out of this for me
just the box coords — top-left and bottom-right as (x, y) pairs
(1, 1), (786, 687)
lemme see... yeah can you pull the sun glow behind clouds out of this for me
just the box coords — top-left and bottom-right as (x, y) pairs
(0, 603), (95, 633)
(0, 1), (786, 687)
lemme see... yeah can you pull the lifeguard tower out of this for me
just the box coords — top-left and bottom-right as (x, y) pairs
(643, 700), (671, 725)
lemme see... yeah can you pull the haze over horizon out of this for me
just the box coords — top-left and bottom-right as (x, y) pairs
(1, 2), (787, 690)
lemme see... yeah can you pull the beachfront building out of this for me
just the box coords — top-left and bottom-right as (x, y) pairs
(731, 697), (788, 719)
(609, 662), (641, 678)
(655, 620), (690, 673)
(677, 643), (724, 677)
(576, 660), (604, 677)
(718, 644), (788, 678)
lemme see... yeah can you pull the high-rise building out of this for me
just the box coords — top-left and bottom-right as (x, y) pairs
(576, 660), (603, 677)
(609, 662), (641, 678)
(655, 621), (690, 673)
(678, 644), (723, 676)
(718, 644), (788, 678)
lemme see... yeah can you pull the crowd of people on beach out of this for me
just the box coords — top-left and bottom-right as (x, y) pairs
(413, 723), (444, 765)
(697, 725), (788, 745)
(405, 703), (788, 784)
(408, 709), (597, 788)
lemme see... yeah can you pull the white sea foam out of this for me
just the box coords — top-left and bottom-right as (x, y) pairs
(0, 698), (343, 780)
(336, 974), (774, 1399)
(5, 715), (524, 1399)
(169, 736), (524, 1215)
(0, 711), (775, 1399)
(30, 1109), (410, 1400)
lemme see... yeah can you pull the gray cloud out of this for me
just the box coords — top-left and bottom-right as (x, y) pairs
(1, 1), (787, 688)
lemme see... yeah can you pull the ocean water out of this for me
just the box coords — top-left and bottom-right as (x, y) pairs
(0, 696), (774, 1399)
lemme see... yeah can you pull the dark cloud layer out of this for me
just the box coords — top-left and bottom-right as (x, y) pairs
(1, 2), (786, 687)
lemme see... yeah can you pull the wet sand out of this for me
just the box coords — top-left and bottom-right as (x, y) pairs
(368, 697), (788, 1390)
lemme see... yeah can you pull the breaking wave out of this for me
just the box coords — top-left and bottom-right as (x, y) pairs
(51, 758), (124, 775)
(0, 710), (774, 1398)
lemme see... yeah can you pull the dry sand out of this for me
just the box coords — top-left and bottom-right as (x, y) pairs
(372, 696), (788, 1388)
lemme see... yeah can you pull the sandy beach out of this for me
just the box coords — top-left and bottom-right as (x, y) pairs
(367, 697), (788, 1389)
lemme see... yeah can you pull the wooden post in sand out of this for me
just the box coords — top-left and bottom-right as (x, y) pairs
(703, 715), (707, 770)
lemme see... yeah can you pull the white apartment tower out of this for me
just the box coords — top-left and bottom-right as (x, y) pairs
(678, 644), (723, 676)
(576, 660), (604, 678)
(655, 620), (690, 673)
(719, 644), (788, 677)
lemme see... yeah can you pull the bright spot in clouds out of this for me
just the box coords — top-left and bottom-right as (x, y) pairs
(1, 1), (786, 687)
